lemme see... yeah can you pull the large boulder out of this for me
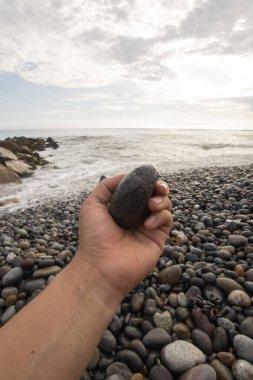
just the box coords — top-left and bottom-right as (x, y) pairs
(0, 197), (19, 207)
(5, 160), (34, 176)
(0, 147), (17, 161)
(0, 164), (21, 184)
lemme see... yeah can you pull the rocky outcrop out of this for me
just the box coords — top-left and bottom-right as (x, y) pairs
(0, 136), (58, 187)
(0, 164), (21, 184)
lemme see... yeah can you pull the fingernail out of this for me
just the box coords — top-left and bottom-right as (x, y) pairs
(145, 215), (156, 227)
(153, 197), (162, 205)
(159, 181), (168, 192)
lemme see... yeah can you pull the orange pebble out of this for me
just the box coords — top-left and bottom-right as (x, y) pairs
(235, 264), (244, 277)
(131, 374), (144, 380)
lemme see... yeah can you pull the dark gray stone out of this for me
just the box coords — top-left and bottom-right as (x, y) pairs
(23, 278), (46, 294)
(192, 329), (213, 355)
(233, 335), (253, 364)
(1, 305), (16, 324)
(108, 165), (159, 229)
(2, 267), (23, 286)
(143, 328), (171, 350)
(229, 234), (248, 247)
(240, 317), (253, 339)
(106, 361), (132, 379)
(149, 364), (174, 380)
(99, 329), (116, 354)
(178, 364), (216, 380)
(115, 349), (143, 372)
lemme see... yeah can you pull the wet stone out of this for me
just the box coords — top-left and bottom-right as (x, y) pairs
(108, 165), (159, 229)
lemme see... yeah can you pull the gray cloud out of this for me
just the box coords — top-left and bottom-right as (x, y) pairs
(109, 36), (151, 64)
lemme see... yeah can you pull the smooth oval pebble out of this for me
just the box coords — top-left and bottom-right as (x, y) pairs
(232, 359), (253, 380)
(233, 335), (253, 364)
(106, 362), (132, 379)
(115, 350), (144, 372)
(159, 265), (182, 285)
(178, 364), (216, 380)
(161, 340), (206, 373)
(216, 277), (243, 293)
(143, 328), (171, 350)
(228, 290), (251, 307)
(192, 329), (213, 355)
(239, 317), (253, 339)
(99, 329), (116, 354)
(2, 267), (23, 286)
(108, 164), (159, 229)
(149, 364), (174, 380)
(210, 359), (234, 380)
(0, 305), (16, 324)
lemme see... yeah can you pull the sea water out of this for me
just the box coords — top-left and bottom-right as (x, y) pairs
(0, 128), (253, 209)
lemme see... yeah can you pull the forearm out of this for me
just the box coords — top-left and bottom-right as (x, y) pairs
(0, 256), (122, 380)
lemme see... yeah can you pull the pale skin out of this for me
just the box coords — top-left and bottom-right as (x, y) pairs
(0, 174), (173, 380)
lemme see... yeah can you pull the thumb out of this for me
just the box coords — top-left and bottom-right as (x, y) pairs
(90, 173), (126, 205)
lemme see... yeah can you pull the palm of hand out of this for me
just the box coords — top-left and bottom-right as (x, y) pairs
(78, 196), (170, 295)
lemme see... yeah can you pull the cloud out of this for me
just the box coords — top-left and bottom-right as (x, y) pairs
(0, 0), (252, 130)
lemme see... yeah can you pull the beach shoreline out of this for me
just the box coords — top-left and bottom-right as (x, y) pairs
(0, 163), (253, 379)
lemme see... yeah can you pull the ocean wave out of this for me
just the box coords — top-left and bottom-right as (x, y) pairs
(201, 143), (253, 150)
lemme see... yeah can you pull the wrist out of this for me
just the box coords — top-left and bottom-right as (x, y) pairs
(67, 253), (124, 314)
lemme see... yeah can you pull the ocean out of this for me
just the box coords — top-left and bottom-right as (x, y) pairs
(0, 128), (253, 209)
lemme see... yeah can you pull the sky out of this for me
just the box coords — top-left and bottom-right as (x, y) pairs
(0, 0), (252, 130)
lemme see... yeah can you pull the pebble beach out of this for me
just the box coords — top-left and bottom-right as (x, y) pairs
(1, 163), (253, 379)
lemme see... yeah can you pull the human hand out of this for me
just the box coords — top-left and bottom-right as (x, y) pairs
(72, 173), (173, 305)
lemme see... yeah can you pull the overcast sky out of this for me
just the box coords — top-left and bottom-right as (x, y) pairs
(0, 0), (252, 130)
